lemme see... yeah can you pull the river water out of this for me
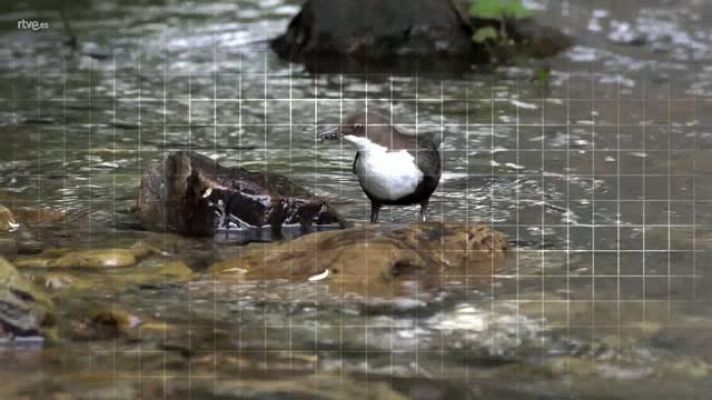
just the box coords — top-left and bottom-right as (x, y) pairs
(1, 0), (712, 398)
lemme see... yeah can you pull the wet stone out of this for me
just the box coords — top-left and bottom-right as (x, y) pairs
(0, 205), (20, 233)
(13, 242), (158, 269)
(136, 151), (345, 240)
(210, 221), (508, 298)
(0, 257), (55, 342)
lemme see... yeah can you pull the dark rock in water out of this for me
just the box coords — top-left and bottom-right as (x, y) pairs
(271, 0), (571, 71)
(210, 221), (508, 298)
(272, 0), (477, 65)
(0, 257), (55, 343)
(136, 151), (345, 239)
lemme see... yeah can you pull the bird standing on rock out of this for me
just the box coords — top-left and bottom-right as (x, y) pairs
(320, 111), (442, 223)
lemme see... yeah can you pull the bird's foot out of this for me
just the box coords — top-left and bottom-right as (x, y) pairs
(419, 201), (429, 222)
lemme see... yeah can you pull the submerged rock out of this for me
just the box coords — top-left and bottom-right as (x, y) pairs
(72, 308), (171, 341)
(0, 238), (16, 258)
(0, 205), (47, 257)
(0, 257), (55, 342)
(11, 206), (67, 226)
(210, 221), (508, 298)
(271, 0), (571, 70)
(27, 260), (195, 294)
(136, 151), (345, 240)
(13, 242), (158, 269)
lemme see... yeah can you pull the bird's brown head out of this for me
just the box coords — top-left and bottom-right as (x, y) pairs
(319, 111), (392, 142)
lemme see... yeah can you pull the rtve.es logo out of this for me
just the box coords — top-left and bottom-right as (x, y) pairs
(17, 19), (49, 31)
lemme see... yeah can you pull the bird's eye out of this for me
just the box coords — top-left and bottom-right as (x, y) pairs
(353, 123), (364, 133)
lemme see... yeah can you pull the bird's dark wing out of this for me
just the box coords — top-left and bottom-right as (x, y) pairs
(352, 152), (360, 175)
(416, 134), (441, 150)
(413, 148), (441, 179)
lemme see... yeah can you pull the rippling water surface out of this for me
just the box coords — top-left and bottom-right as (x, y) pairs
(1, 0), (712, 398)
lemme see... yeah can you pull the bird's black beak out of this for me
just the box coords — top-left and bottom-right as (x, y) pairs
(318, 126), (340, 142)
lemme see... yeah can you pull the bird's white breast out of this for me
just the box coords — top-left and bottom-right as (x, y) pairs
(345, 135), (423, 201)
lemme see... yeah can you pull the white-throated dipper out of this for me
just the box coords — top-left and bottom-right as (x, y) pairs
(320, 111), (441, 223)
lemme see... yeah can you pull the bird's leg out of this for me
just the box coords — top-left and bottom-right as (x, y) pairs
(370, 201), (382, 223)
(419, 199), (429, 222)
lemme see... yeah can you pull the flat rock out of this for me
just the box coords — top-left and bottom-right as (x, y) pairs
(27, 260), (195, 293)
(13, 242), (158, 269)
(210, 221), (508, 298)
